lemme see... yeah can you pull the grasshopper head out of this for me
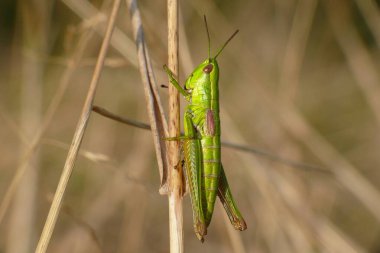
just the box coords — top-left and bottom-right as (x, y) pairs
(185, 58), (219, 90)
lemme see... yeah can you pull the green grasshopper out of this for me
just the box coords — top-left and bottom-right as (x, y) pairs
(164, 17), (246, 242)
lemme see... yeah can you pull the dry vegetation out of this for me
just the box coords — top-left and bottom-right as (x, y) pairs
(1, 0), (380, 252)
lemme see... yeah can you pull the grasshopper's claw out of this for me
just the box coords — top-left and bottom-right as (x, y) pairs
(194, 220), (207, 242)
(232, 218), (247, 231)
(195, 233), (205, 243)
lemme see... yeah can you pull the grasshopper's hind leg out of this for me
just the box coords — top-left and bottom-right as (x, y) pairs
(217, 165), (247, 231)
(182, 113), (207, 241)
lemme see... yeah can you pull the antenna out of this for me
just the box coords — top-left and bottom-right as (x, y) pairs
(203, 15), (211, 60)
(214, 29), (239, 59)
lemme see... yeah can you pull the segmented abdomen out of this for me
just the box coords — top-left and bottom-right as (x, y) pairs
(201, 135), (221, 226)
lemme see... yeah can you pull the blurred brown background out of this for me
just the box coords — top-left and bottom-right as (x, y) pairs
(1, 0), (380, 252)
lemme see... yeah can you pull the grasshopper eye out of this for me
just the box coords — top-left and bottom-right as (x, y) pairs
(203, 64), (213, 73)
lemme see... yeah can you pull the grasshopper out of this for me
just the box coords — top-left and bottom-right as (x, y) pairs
(164, 16), (246, 242)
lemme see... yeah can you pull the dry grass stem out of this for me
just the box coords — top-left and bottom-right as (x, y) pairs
(125, 0), (169, 193)
(93, 105), (151, 130)
(167, 0), (184, 252)
(35, 1), (121, 252)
